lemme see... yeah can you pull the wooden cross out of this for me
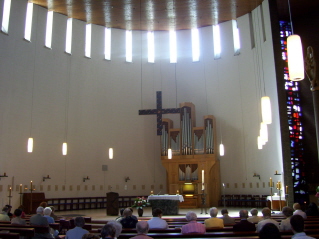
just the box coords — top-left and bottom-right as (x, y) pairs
(139, 91), (180, 135)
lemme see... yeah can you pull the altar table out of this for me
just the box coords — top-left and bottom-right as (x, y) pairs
(148, 195), (184, 215)
(266, 196), (286, 211)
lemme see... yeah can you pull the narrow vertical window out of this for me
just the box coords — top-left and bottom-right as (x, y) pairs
(104, 27), (111, 60)
(24, 2), (33, 41)
(65, 18), (72, 54)
(126, 30), (132, 62)
(213, 24), (221, 59)
(1, 0), (11, 34)
(45, 11), (53, 48)
(85, 23), (92, 58)
(147, 31), (154, 63)
(232, 20), (241, 55)
(260, 5), (266, 42)
(169, 30), (177, 63)
(191, 28), (200, 62)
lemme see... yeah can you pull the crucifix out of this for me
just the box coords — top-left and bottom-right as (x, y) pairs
(139, 91), (180, 135)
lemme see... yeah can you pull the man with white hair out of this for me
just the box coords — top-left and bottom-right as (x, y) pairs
(181, 211), (206, 234)
(130, 221), (153, 239)
(293, 203), (307, 219)
(30, 206), (54, 238)
(204, 207), (224, 228)
(247, 208), (262, 223)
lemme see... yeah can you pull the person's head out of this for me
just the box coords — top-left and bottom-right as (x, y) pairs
(293, 203), (301, 211)
(308, 202), (318, 210)
(82, 233), (100, 239)
(101, 224), (116, 239)
(259, 223), (281, 239)
(107, 220), (122, 238)
(74, 217), (85, 227)
(2, 206), (9, 213)
(36, 206), (44, 215)
(119, 208), (125, 216)
(39, 202), (48, 208)
(221, 208), (228, 215)
(209, 207), (218, 218)
(5, 205), (12, 213)
(282, 206), (293, 218)
(123, 208), (132, 217)
(136, 221), (149, 234)
(239, 209), (249, 219)
(185, 211), (197, 221)
(290, 214), (304, 233)
(128, 207), (134, 213)
(152, 208), (163, 217)
(250, 208), (258, 216)
(43, 207), (52, 216)
(261, 208), (271, 218)
(13, 209), (22, 217)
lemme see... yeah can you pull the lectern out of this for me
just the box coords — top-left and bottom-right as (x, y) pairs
(23, 192), (45, 214)
(106, 192), (119, 216)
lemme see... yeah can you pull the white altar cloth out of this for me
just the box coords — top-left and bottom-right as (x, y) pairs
(148, 195), (184, 202)
(267, 196), (286, 201)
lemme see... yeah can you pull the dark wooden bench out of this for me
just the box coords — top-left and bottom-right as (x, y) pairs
(0, 227), (35, 238)
(0, 232), (20, 239)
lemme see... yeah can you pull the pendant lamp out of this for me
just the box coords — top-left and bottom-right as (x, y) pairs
(287, 35), (304, 81)
(219, 143), (225, 156)
(260, 122), (268, 143)
(109, 148), (113, 159)
(62, 142), (67, 155)
(261, 96), (272, 124)
(27, 137), (33, 153)
(168, 148), (172, 159)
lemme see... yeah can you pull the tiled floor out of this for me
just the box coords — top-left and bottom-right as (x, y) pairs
(54, 207), (275, 221)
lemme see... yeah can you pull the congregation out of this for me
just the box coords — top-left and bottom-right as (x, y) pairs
(0, 201), (318, 239)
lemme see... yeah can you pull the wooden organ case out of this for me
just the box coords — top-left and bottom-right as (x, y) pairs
(161, 103), (220, 208)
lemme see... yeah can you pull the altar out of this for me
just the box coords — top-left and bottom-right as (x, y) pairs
(148, 195), (184, 215)
(266, 195), (286, 211)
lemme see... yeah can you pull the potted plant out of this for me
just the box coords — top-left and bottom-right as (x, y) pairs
(132, 197), (149, 217)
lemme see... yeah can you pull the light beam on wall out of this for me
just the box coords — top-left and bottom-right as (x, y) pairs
(169, 30), (177, 63)
(232, 20), (241, 55)
(45, 11), (53, 48)
(126, 30), (132, 62)
(213, 24), (221, 59)
(85, 23), (92, 58)
(191, 28), (200, 62)
(147, 31), (154, 63)
(65, 18), (73, 54)
(104, 27), (111, 60)
(24, 2), (33, 41)
(1, 0), (11, 34)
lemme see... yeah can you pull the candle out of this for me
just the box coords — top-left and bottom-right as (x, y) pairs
(275, 170), (278, 174)
(9, 187), (11, 197)
(176, 190), (179, 195)
(150, 191), (153, 195)
(202, 170), (205, 190)
(47, 175), (50, 178)
(269, 177), (272, 187)
(19, 184), (22, 193)
(286, 185), (288, 194)
(30, 181), (33, 191)
(4, 172), (6, 176)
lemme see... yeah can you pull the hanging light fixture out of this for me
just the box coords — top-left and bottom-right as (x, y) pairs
(286, 0), (304, 81)
(168, 148), (172, 159)
(260, 122), (268, 143)
(27, 137), (33, 153)
(109, 148), (113, 159)
(287, 35), (304, 81)
(261, 96), (272, 124)
(62, 142), (67, 155)
(219, 143), (225, 156)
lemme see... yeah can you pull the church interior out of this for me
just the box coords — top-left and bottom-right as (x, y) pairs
(1, 0), (319, 214)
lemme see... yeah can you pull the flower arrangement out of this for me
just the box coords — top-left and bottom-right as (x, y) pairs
(131, 197), (149, 209)
(315, 186), (319, 198)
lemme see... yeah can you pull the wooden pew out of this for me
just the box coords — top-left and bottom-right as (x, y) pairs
(0, 227), (35, 238)
(0, 232), (20, 239)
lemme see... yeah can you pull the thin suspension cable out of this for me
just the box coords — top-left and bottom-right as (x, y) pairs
(256, 4), (266, 96)
(287, 0), (294, 34)
(175, 63), (177, 108)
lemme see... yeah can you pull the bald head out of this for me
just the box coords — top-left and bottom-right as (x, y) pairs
(136, 221), (149, 234)
(239, 210), (249, 219)
(262, 208), (271, 218)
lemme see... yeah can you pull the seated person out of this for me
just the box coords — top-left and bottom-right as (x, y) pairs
(115, 208), (125, 221)
(0, 206), (10, 221)
(204, 207), (224, 228)
(305, 202), (319, 217)
(293, 203), (307, 219)
(290, 214), (315, 239)
(30, 207), (54, 239)
(11, 209), (26, 225)
(221, 208), (235, 224)
(233, 209), (256, 231)
(50, 206), (58, 221)
(256, 208), (280, 232)
(119, 208), (138, 228)
(66, 217), (89, 239)
(181, 211), (206, 234)
(101, 224), (116, 239)
(5, 205), (13, 217)
(147, 208), (168, 229)
(248, 208), (262, 223)
(130, 221), (153, 239)
(17, 205), (26, 219)
(259, 223), (281, 239)
(107, 220), (122, 239)
(43, 207), (59, 237)
(280, 206), (293, 231)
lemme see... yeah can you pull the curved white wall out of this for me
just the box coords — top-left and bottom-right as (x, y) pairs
(0, 0), (283, 208)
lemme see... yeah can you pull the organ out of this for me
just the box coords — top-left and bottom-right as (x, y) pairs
(161, 102), (221, 208)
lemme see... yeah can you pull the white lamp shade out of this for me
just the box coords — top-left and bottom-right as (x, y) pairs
(219, 143), (224, 156)
(168, 148), (172, 159)
(257, 136), (263, 149)
(260, 122), (268, 143)
(27, 137), (33, 153)
(261, 96), (272, 124)
(62, 142), (67, 155)
(109, 148), (113, 159)
(287, 34), (304, 81)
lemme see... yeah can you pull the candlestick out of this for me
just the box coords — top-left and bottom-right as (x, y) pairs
(9, 187), (11, 197)
(4, 172), (6, 176)
(176, 190), (179, 195)
(269, 177), (272, 187)
(30, 181), (33, 191)
(19, 184), (22, 194)
(202, 170), (205, 190)
(286, 185), (288, 194)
